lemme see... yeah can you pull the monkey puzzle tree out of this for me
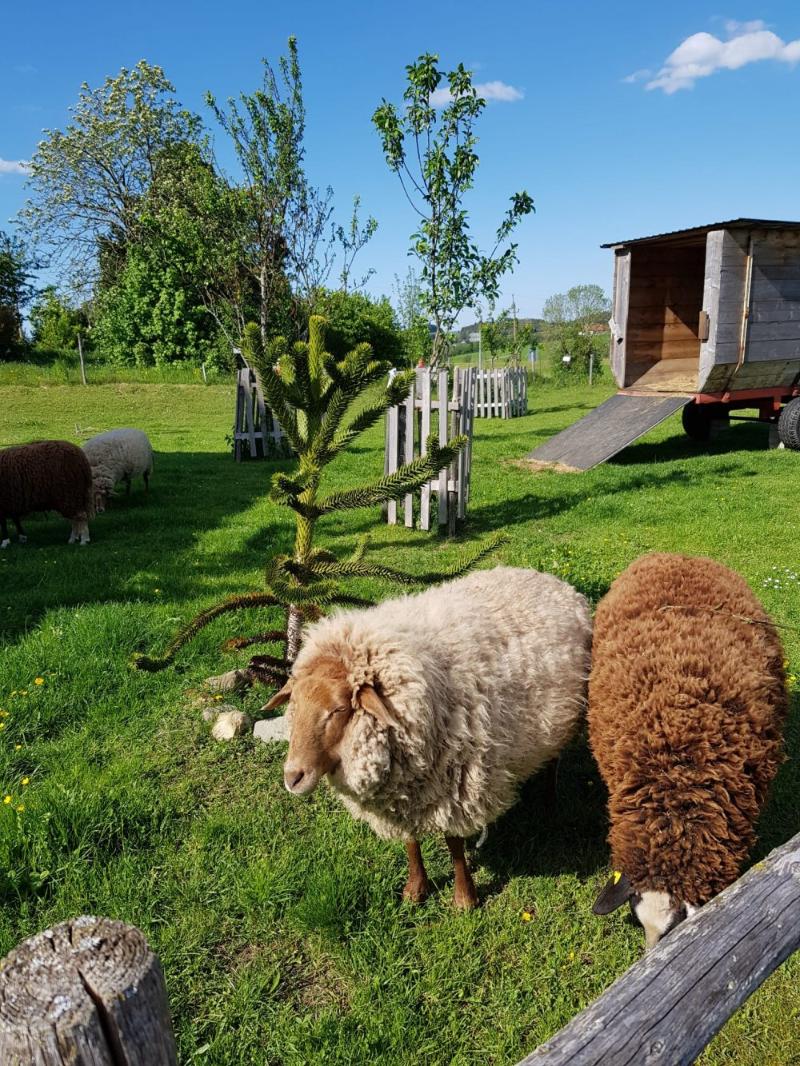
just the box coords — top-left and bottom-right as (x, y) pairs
(135, 316), (497, 680)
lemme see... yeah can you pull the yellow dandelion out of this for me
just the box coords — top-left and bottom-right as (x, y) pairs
(34, 678), (44, 686)
(522, 911), (532, 922)
(3, 796), (11, 805)
(568, 951), (575, 961)
(16, 804), (24, 813)
(14, 744), (21, 751)
(214, 694), (224, 701)
(19, 690), (27, 696)
(0, 724), (6, 731)
(21, 778), (29, 787)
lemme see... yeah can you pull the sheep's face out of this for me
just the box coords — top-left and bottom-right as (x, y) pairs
(92, 478), (113, 514)
(592, 873), (697, 950)
(265, 657), (398, 799)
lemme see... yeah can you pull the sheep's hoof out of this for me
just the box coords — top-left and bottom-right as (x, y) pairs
(17, 535), (27, 544)
(402, 877), (431, 904)
(453, 883), (479, 910)
(0, 539), (9, 550)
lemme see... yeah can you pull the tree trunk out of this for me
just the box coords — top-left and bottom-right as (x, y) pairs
(259, 263), (269, 349)
(285, 604), (303, 663)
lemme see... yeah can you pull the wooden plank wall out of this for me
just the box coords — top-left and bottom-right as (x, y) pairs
(700, 227), (800, 393)
(625, 241), (706, 379)
(610, 251), (630, 387)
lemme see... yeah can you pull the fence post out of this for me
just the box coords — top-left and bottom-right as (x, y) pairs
(0, 916), (177, 1065)
(77, 333), (87, 386)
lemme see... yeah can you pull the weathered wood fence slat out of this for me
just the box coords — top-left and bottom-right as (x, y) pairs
(385, 366), (476, 531)
(518, 830), (800, 1066)
(474, 367), (528, 418)
(233, 367), (286, 460)
(0, 916), (177, 1065)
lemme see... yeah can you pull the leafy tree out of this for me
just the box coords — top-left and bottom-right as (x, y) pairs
(480, 309), (512, 367)
(0, 230), (37, 358)
(92, 142), (247, 366)
(542, 284), (610, 328)
(29, 287), (85, 353)
(393, 267), (431, 366)
(205, 38), (309, 347)
(135, 316), (496, 675)
(335, 195), (378, 292)
(543, 284), (610, 380)
(20, 62), (201, 286)
(373, 55), (534, 366)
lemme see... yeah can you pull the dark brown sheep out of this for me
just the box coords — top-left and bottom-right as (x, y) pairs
(0, 440), (93, 547)
(588, 552), (787, 949)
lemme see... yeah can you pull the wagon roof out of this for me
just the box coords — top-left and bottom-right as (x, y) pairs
(601, 218), (800, 249)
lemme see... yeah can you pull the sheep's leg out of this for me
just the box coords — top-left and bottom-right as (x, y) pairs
(144, 469), (150, 492)
(544, 756), (560, 815)
(446, 836), (478, 910)
(124, 475), (131, 496)
(14, 518), (26, 544)
(1, 516), (9, 549)
(70, 516), (90, 545)
(402, 840), (431, 904)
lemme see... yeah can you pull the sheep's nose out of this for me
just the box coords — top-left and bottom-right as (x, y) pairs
(284, 767), (305, 792)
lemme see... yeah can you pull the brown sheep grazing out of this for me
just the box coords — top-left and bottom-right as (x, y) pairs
(0, 440), (93, 548)
(588, 552), (787, 949)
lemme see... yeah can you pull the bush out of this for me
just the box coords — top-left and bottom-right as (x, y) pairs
(310, 289), (404, 366)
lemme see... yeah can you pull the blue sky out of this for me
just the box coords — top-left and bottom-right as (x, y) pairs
(2, 1), (800, 318)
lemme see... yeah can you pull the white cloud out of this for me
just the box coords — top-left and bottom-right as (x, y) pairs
(0, 158), (30, 175)
(632, 20), (800, 94)
(431, 80), (524, 107)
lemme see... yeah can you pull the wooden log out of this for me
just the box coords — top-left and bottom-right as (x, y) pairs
(0, 916), (177, 1066)
(518, 831), (800, 1066)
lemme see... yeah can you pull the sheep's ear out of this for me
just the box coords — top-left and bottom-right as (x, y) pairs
(356, 684), (399, 729)
(262, 680), (293, 711)
(592, 871), (634, 915)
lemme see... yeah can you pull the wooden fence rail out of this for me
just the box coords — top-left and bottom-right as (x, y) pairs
(474, 367), (528, 418)
(385, 366), (476, 532)
(232, 367), (286, 460)
(518, 830), (800, 1066)
(0, 916), (177, 1065)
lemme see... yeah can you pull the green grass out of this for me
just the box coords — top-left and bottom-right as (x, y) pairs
(1, 380), (799, 1064)
(0, 356), (230, 386)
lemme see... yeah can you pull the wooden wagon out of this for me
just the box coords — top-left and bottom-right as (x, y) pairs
(528, 218), (800, 469)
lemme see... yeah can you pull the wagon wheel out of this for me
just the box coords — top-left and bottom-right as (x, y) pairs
(777, 397), (800, 450)
(681, 401), (729, 442)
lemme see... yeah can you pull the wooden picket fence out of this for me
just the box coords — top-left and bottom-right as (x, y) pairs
(385, 366), (476, 532)
(232, 366), (287, 460)
(474, 367), (528, 418)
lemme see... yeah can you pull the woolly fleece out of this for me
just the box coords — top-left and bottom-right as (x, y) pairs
(0, 440), (93, 526)
(589, 552), (787, 907)
(82, 428), (154, 496)
(290, 566), (592, 840)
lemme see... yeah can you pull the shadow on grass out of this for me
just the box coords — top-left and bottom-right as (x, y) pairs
(1, 450), (295, 639)
(609, 421), (769, 467)
(474, 733), (608, 900)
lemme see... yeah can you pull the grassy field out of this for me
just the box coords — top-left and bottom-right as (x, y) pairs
(1, 379), (798, 1064)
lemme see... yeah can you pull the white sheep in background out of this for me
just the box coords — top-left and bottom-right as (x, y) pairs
(266, 566), (592, 908)
(82, 429), (154, 513)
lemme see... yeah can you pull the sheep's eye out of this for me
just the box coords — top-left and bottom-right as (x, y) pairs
(324, 706), (348, 722)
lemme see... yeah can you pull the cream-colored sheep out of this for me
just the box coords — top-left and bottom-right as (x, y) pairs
(266, 567), (592, 907)
(82, 429), (154, 512)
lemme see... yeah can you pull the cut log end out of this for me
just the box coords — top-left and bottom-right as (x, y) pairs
(0, 916), (177, 1066)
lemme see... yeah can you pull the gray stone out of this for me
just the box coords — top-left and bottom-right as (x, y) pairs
(204, 669), (253, 695)
(211, 710), (253, 741)
(253, 716), (289, 743)
(200, 702), (239, 723)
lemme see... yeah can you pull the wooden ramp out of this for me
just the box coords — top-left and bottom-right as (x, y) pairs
(525, 392), (690, 471)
